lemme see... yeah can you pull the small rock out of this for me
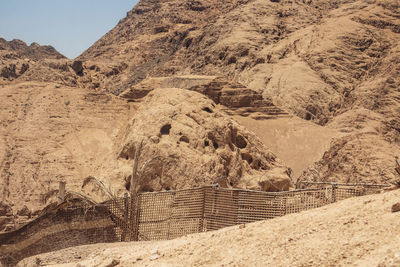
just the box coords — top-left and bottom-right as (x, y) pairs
(392, 202), (400, 213)
(105, 259), (120, 267)
(17, 205), (31, 217)
(71, 60), (84, 76)
(239, 224), (246, 229)
(149, 254), (159, 261)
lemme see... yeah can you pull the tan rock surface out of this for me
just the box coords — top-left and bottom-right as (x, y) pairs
(18, 189), (400, 267)
(74, 0), (400, 185)
(0, 82), (131, 229)
(120, 75), (289, 120)
(0, 83), (292, 230)
(116, 88), (292, 193)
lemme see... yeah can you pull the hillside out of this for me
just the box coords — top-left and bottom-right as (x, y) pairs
(76, 0), (400, 184)
(0, 39), (81, 86)
(1, 0), (400, 234)
(18, 188), (400, 266)
(0, 39), (65, 61)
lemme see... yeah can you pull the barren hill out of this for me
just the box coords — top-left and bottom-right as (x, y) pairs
(77, 0), (400, 183)
(0, 39), (65, 61)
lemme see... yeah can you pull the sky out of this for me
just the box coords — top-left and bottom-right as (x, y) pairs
(0, 0), (139, 59)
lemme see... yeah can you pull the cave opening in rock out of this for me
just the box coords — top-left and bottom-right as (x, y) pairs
(160, 124), (172, 135)
(179, 135), (190, 143)
(202, 107), (213, 113)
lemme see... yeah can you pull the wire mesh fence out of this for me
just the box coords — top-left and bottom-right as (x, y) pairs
(103, 182), (391, 242)
(0, 181), (392, 266)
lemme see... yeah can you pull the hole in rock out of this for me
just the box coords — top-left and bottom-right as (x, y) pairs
(235, 135), (247, 149)
(241, 153), (253, 164)
(202, 107), (213, 113)
(213, 141), (219, 149)
(141, 185), (154, 193)
(179, 136), (190, 143)
(204, 140), (210, 146)
(160, 124), (172, 135)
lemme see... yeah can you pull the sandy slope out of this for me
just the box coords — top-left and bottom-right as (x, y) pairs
(234, 116), (342, 178)
(0, 82), (131, 226)
(18, 189), (400, 267)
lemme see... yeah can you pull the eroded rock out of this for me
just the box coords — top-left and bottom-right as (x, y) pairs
(117, 88), (293, 192)
(120, 75), (288, 120)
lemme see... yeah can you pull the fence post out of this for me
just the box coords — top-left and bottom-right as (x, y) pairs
(282, 193), (287, 216)
(122, 193), (129, 241)
(129, 193), (140, 241)
(199, 187), (207, 233)
(331, 183), (337, 203)
(133, 194), (141, 241)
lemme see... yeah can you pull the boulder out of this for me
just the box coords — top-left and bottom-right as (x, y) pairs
(71, 60), (84, 76)
(117, 88), (293, 192)
(392, 203), (400, 213)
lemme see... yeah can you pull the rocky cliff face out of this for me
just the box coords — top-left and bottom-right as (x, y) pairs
(76, 0), (400, 184)
(0, 38), (65, 60)
(117, 88), (292, 192)
(0, 39), (79, 85)
(78, 0), (399, 123)
(120, 75), (289, 120)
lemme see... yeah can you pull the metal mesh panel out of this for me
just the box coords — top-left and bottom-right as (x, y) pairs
(236, 190), (284, 224)
(137, 191), (175, 241)
(284, 188), (333, 214)
(104, 197), (131, 241)
(203, 187), (239, 231)
(298, 182), (390, 203)
(2, 182), (391, 266)
(168, 187), (204, 239)
(104, 183), (390, 240)
(100, 183), (391, 241)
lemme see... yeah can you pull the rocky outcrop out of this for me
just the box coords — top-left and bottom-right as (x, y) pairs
(120, 75), (289, 120)
(0, 38), (65, 60)
(117, 88), (293, 192)
(75, 0), (400, 187)
(0, 62), (29, 79)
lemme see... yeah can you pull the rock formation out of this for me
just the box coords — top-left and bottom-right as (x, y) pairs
(120, 75), (289, 120)
(117, 88), (293, 192)
(76, 0), (400, 185)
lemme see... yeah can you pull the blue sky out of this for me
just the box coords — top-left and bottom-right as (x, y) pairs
(0, 1), (139, 58)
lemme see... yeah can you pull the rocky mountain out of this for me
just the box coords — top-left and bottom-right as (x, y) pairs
(77, 0), (400, 184)
(0, 39), (79, 85)
(0, 38), (65, 60)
